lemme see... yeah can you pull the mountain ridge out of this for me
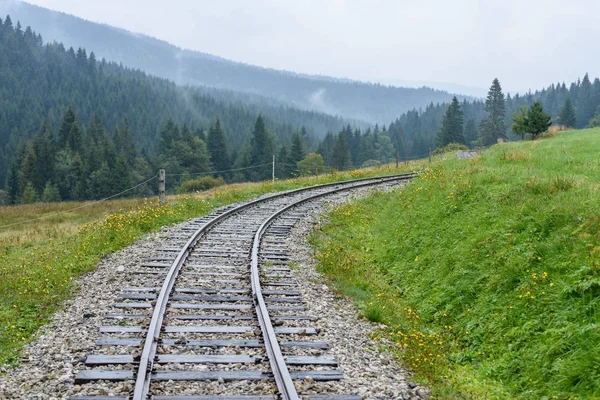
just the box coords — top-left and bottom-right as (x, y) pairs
(0, 0), (461, 123)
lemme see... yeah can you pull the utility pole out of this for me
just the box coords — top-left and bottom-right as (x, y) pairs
(158, 169), (165, 204)
(428, 147), (432, 164)
(272, 154), (275, 185)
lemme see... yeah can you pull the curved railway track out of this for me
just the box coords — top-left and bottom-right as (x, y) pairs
(69, 173), (415, 400)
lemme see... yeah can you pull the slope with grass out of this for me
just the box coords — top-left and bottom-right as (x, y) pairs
(311, 129), (600, 399)
(0, 162), (423, 368)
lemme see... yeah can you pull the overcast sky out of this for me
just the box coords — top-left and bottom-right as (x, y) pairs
(21, 0), (600, 94)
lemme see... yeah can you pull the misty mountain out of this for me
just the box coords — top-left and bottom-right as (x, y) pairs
(0, 14), (352, 188)
(0, 0), (459, 123)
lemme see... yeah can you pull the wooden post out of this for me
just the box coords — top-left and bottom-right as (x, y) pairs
(272, 154), (275, 185)
(428, 147), (432, 163)
(396, 151), (399, 168)
(158, 169), (165, 204)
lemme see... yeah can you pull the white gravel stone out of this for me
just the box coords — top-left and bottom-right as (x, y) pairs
(281, 184), (430, 399)
(0, 180), (430, 399)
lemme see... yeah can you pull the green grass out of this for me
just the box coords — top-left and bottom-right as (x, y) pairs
(310, 128), (600, 399)
(0, 162), (422, 367)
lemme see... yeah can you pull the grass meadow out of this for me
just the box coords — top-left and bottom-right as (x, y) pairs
(311, 128), (600, 399)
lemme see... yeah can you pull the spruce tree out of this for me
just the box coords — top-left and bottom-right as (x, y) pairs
(207, 119), (230, 173)
(58, 107), (82, 153)
(20, 182), (38, 204)
(480, 78), (507, 145)
(576, 73), (595, 128)
(115, 117), (136, 165)
(41, 181), (61, 202)
(6, 161), (21, 205)
(113, 154), (133, 194)
(588, 106), (600, 128)
(277, 145), (293, 179)
(526, 101), (552, 138)
(464, 119), (478, 147)
(331, 132), (351, 170)
(558, 98), (576, 127)
(58, 107), (77, 149)
(288, 132), (305, 175)
(436, 97), (465, 147)
(159, 119), (181, 154)
(32, 121), (56, 193)
(249, 115), (276, 180)
(21, 143), (37, 190)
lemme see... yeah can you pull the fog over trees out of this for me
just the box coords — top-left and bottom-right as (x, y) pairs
(2, 11), (600, 205)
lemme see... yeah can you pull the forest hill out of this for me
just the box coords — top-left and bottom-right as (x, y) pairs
(1, 107), (400, 204)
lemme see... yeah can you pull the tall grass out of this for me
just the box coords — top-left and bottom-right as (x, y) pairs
(311, 129), (600, 399)
(0, 161), (423, 367)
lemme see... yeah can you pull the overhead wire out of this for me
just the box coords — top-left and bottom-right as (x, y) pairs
(164, 163), (272, 177)
(0, 174), (158, 230)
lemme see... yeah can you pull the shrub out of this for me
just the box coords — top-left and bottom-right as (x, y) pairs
(361, 159), (381, 168)
(540, 125), (568, 139)
(297, 153), (325, 176)
(433, 142), (469, 155)
(179, 176), (225, 193)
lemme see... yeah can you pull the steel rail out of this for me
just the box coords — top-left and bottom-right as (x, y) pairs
(131, 172), (416, 400)
(250, 174), (414, 400)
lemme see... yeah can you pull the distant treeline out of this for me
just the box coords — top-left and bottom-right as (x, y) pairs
(315, 75), (600, 171)
(2, 13), (600, 205)
(381, 75), (600, 159)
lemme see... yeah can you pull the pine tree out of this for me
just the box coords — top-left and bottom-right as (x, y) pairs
(526, 101), (552, 138)
(72, 152), (87, 200)
(277, 145), (293, 179)
(113, 154), (133, 194)
(331, 132), (351, 170)
(32, 120), (56, 193)
(58, 107), (82, 152)
(480, 78), (507, 145)
(41, 181), (61, 202)
(288, 132), (305, 175)
(207, 119), (229, 173)
(159, 118), (181, 154)
(249, 115), (276, 180)
(576, 73), (596, 128)
(115, 117), (136, 165)
(588, 106), (600, 128)
(558, 98), (576, 127)
(436, 97), (465, 146)
(7, 161), (21, 205)
(21, 142), (38, 190)
(464, 119), (478, 147)
(20, 182), (38, 204)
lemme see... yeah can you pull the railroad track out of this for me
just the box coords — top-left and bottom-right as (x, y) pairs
(69, 173), (415, 400)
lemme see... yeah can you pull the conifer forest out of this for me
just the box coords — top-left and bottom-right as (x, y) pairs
(2, 14), (600, 204)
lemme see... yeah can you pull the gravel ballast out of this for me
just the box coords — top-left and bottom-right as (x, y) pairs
(0, 183), (429, 399)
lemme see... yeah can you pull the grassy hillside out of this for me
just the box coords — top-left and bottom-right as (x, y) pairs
(311, 129), (600, 399)
(0, 163), (422, 367)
